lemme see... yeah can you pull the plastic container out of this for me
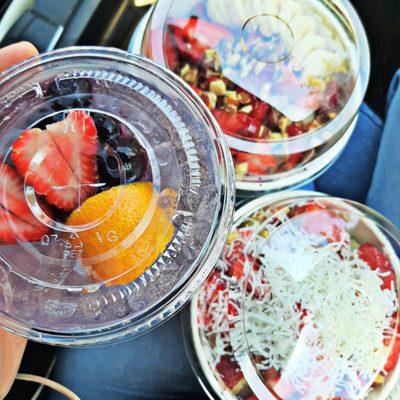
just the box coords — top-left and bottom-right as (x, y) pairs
(134, 0), (370, 195)
(0, 47), (235, 346)
(184, 191), (400, 400)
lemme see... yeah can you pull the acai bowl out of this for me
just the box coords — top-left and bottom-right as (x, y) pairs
(132, 0), (370, 195)
(184, 191), (400, 399)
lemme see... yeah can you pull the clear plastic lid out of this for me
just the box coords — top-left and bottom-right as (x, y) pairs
(146, 0), (369, 190)
(192, 193), (400, 400)
(0, 47), (234, 345)
(229, 197), (400, 399)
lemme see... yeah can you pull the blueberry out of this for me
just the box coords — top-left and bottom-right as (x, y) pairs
(97, 139), (147, 188)
(97, 145), (121, 187)
(92, 113), (119, 145)
(34, 112), (65, 130)
(49, 79), (92, 111)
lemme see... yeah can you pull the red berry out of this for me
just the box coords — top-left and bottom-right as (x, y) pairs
(384, 331), (400, 372)
(287, 124), (304, 137)
(216, 356), (244, 390)
(0, 163), (52, 243)
(358, 243), (396, 290)
(12, 111), (98, 211)
(236, 152), (277, 174)
(252, 101), (270, 121)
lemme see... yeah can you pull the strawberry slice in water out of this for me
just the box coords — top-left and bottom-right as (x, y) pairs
(0, 163), (51, 243)
(12, 111), (98, 211)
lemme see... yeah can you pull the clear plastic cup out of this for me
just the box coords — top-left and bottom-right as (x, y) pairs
(137, 0), (370, 195)
(0, 47), (235, 346)
(186, 191), (400, 399)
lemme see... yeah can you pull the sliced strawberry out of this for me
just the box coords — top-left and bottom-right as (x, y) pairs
(164, 31), (180, 71)
(384, 333), (400, 372)
(236, 152), (277, 175)
(359, 243), (396, 290)
(262, 367), (280, 388)
(252, 101), (270, 121)
(12, 111), (98, 211)
(216, 355), (244, 390)
(229, 259), (245, 279)
(0, 163), (51, 243)
(212, 109), (262, 138)
(169, 17), (229, 49)
(287, 124), (304, 137)
(283, 152), (304, 171)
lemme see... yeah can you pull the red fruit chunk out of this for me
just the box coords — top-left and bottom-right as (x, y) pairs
(291, 203), (324, 216)
(171, 17), (228, 48)
(384, 332), (400, 372)
(262, 367), (280, 388)
(287, 124), (304, 137)
(212, 109), (262, 138)
(227, 300), (239, 317)
(12, 111), (98, 211)
(283, 152), (304, 171)
(216, 355), (244, 390)
(252, 101), (270, 121)
(0, 163), (51, 243)
(168, 17), (228, 63)
(358, 243), (396, 291)
(236, 152), (277, 175)
(164, 31), (180, 71)
(229, 260), (245, 279)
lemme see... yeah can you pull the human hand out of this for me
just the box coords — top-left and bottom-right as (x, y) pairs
(0, 41), (35, 400)
(0, 41), (38, 73)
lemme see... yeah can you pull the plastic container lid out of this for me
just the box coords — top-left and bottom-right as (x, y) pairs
(146, 0), (369, 192)
(0, 47), (235, 346)
(191, 193), (400, 400)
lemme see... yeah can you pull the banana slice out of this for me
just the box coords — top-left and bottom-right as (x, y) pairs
(251, 0), (268, 17)
(300, 49), (342, 78)
(279, 0), (303, 23)
(230, 0), (252, 26)
(206, 0), (228, 25)
(291, 34), (326, 70)
(290, 15), (317, 43)
(261, 0), (280, 15)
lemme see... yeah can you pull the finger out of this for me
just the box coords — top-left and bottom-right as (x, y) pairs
(0, 42), (38, 72)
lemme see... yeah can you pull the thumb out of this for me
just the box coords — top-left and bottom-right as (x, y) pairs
(0, 42), (38, 73)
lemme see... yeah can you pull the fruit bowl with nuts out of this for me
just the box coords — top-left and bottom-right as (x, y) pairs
(183, 191), (400, 400)
(136, 0), (370, 194)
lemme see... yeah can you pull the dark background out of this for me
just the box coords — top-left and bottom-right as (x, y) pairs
(1, 0), (400, 399)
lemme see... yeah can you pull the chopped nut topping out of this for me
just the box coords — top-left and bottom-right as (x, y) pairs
(180, 63), (190, 77)
(278, 116), (291, 133)
(210, 79), (227, 96)
(238, 92), (251, 104)
(184, 68), (198, 83)
(239, 105), (253, 114)
(203, 91), (217, 109)
(270, 132), (283, 140)
(327, 111), (337, 119)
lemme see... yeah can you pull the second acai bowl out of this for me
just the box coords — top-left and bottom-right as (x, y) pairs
(184, 191), (400, 400)
(0, 47), (235, 346)
(139, 0), (370, 194)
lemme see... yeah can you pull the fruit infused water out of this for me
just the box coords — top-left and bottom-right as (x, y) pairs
(0, 48), (234, 345)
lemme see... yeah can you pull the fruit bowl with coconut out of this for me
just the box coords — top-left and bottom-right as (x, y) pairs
(184, 191), (400, 400)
